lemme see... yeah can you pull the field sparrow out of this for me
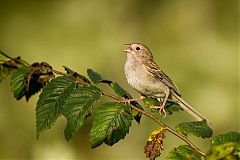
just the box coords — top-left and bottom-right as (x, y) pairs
(123, 43), (206, 121)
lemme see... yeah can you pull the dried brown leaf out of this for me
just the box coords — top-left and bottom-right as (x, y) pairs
(144, 127), (166, 160)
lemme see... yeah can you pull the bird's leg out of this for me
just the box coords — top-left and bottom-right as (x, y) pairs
(120, 95), (145, 105)
(149, 91), (170, 118)
(159, 92), (169, 117)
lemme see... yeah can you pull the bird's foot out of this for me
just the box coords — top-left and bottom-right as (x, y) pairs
(120, 96), (145, 105)
(148, 105), (167, 118)
(120, 99), (131, 105)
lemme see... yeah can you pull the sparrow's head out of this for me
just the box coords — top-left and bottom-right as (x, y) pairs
(123, 43), (153, 60)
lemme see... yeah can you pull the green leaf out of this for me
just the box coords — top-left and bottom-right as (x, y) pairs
(143, 98), (183, 115)
(143, 97), (160, 106)
(211, 132), (240, 148)
(165, 99), (184, 114)
(1, 51), (31, 83)
(206, 142), (239, 160)
(175, 120), (213, 138)
(62, 85), (101, 141)
(109, 82), (143, 123)
(87, 69), (143, 123)
(36, 76), (76, 138)
(0, 51), (13, 82)
(10, 67), (31, 100)
(87, 69), (111, 84)
(110, 82), (130, 98)
(64, 66), (91, 84)
(90, 102), (133, 148)
(63, 66), (77, 75)
(130, 102), (143, 123)
(0, 64), (13, 82)
(207, 132), (240, 159)
(87, 69), (130, 98)
(166, 145), (202, 160)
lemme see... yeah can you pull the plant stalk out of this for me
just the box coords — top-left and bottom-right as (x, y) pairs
(102, 91), (206, 157)
(52, 68), (206, 157)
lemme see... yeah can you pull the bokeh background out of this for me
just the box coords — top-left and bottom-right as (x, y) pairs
(0, 0), (239, 159)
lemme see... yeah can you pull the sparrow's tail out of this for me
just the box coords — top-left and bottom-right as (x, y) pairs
(172, 92), (207, 121)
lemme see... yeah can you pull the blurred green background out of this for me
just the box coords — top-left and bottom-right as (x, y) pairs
(0, 0), (239, 159)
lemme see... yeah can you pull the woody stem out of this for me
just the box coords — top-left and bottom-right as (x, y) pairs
(102, 91), (206, 157)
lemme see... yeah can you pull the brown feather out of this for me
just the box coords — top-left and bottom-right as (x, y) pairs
(143, 60), (181, 96)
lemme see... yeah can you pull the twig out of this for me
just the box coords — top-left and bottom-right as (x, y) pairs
(0, 50), (29, 66)
(51, 69), (67, 76)
(102, 91), (206, 157)
(52, 69), (206, 157)
(51, 69), (91, 86)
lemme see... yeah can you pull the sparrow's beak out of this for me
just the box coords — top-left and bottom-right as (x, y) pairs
(123, 44), (132, 53)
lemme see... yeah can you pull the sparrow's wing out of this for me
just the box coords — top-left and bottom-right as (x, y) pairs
(144, 60), (181, 96)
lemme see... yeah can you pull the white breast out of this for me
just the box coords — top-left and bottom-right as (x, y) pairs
(124, 54), (168, 97)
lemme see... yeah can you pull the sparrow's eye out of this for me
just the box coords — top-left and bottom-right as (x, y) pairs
(136, 47), (141, 51)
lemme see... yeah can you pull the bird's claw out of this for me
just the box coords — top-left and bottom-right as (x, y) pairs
(120, 99), (131, 105)
(159, 105), (167, 118)
(119, 96), (145, 105)
(148, 105), (167, 118)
